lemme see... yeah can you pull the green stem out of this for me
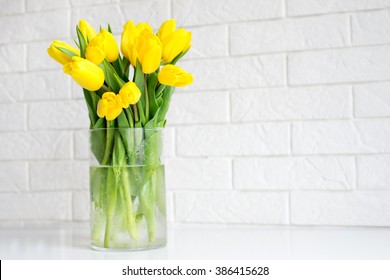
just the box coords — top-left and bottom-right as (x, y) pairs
(101, 120), (115, 165)
(157, 86), (174, 124)
(124, 61), (130, 76)
(132, 104), (139, 123)
(83, 89), (97, 127)
(144, 74), (149, 121)
(99, 120), (116, 247)
(125, 108), (134, 128)
(140, 176), (156, 242)
(101, 85), (110, 92)
(136, 101), (146, 126)
(104, 167), (118, 248)
(120, 167), (138, 240)
(90, 167), (107, 243)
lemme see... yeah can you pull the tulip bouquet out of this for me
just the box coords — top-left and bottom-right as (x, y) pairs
(48, 19), (192, 249)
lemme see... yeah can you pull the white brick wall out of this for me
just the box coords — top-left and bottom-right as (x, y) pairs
(1, 0), (390, 227)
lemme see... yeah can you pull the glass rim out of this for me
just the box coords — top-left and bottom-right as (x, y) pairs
(89, 127), (164, 132)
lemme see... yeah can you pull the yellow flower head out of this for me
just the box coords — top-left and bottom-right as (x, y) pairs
(97, 92), (123, 121)
(158, 19), (191, 62)
(78, 19), (97, 42)
(118, 82), (141, 108)
(158, 64), (193, 87)
(63, 56), (104, 91)
(121, 20), (153, 65)
(47, 40), (80, 65)
(86, 28), (119, 65)
(157, 19), (176, 43)
(133, 29), (162, 74)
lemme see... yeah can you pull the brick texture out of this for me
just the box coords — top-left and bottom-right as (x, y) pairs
(0, 0), (389, 227)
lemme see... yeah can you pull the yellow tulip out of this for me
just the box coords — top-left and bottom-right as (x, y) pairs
(63, 56), (105, 91)
(118, 82), (141, 108)
(158, 64), (193, 87)
(157, 19), (176, 43)
(97, 92), (123, 121)
(121, 20), (152, 65)
(160, 28), (191, 62)
(78, 19), (97, 42)
(47, 40), (80, 65)
(86, 29), (119, 65)
(133, 29), (162, 74)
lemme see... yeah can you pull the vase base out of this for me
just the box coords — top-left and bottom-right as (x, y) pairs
(90, 241), (167, 252)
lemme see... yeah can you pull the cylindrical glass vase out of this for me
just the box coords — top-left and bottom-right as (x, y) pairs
(89, 128), (167, 251)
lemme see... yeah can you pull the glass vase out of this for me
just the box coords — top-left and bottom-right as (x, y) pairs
(89, 128), (167, 251)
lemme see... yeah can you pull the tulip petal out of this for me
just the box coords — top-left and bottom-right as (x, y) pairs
(119, 81), (141, 107)
(162, 28), (191, 62)
(63, 57), (105, 91)
(97, 99), (108, 118)
(157, 19), (176, 42)
(97, 92), (123, 121)
(86, 46), (105, 65)
(158, 64), (193, 87)
(142, 46), (162, 74)
(78, 19), (97, 42)
(86, 29), (119, 65)
(47, 40), (80, 65)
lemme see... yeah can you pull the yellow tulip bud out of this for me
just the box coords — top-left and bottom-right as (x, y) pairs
(121, 20), (152, 64)
(47, 40), (80, 65)
(161, 28), (191, 62)
(157, 19), (176, 42)
(133, 29), (162, 74)
(158, 64), (193, 87)
(78, 19), (97, 42)
(63, 56), (105, 91)
(118, 81), (141, 108)
(86, 29), (119, 65)
(85, 45), (105, 65)
(97, 92), (123, 121)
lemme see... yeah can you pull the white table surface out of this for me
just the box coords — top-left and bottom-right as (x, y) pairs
(1, 223), (390, 259)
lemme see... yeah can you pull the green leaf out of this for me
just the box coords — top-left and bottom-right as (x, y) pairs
(90, 118), (107, 165)
(171, 48), (190, 65)
(145, 108), (161, 129)
(55, 46), (78, 58)
(133, 60), (146, 124)
(113, 131), (126, 167)
(155, 84), (166, 99)
(90, 91), (100, 118)
(135, 121), (142, 128)
(76, 26), (86, 58)
(112, 56), (125, 78)
(93, 117), (105, 129)
(100, 59), (125, 92)
(114, 71), (126, 87)
(73, 39), (80, 49)
(83, 89), (97, 127)
(157, 86), (174, 123)
(95, 87), (105, 98)
(101, 120), (116, 165)
(134, 60), (145, 100)
(117, 111), (129, 128)
(107, 24), (112, 33)
(158, 119), (166, 127)
(147, 73), (159, 118)
(124, 107), (134, 128)
(117, 111), (137, 165)
(156, 96), (163, 107)
(122, 57), (131, 79)
(134, 61), (144, 90)
(136, 101), (146, 126)
(90, 127), (106, 164)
